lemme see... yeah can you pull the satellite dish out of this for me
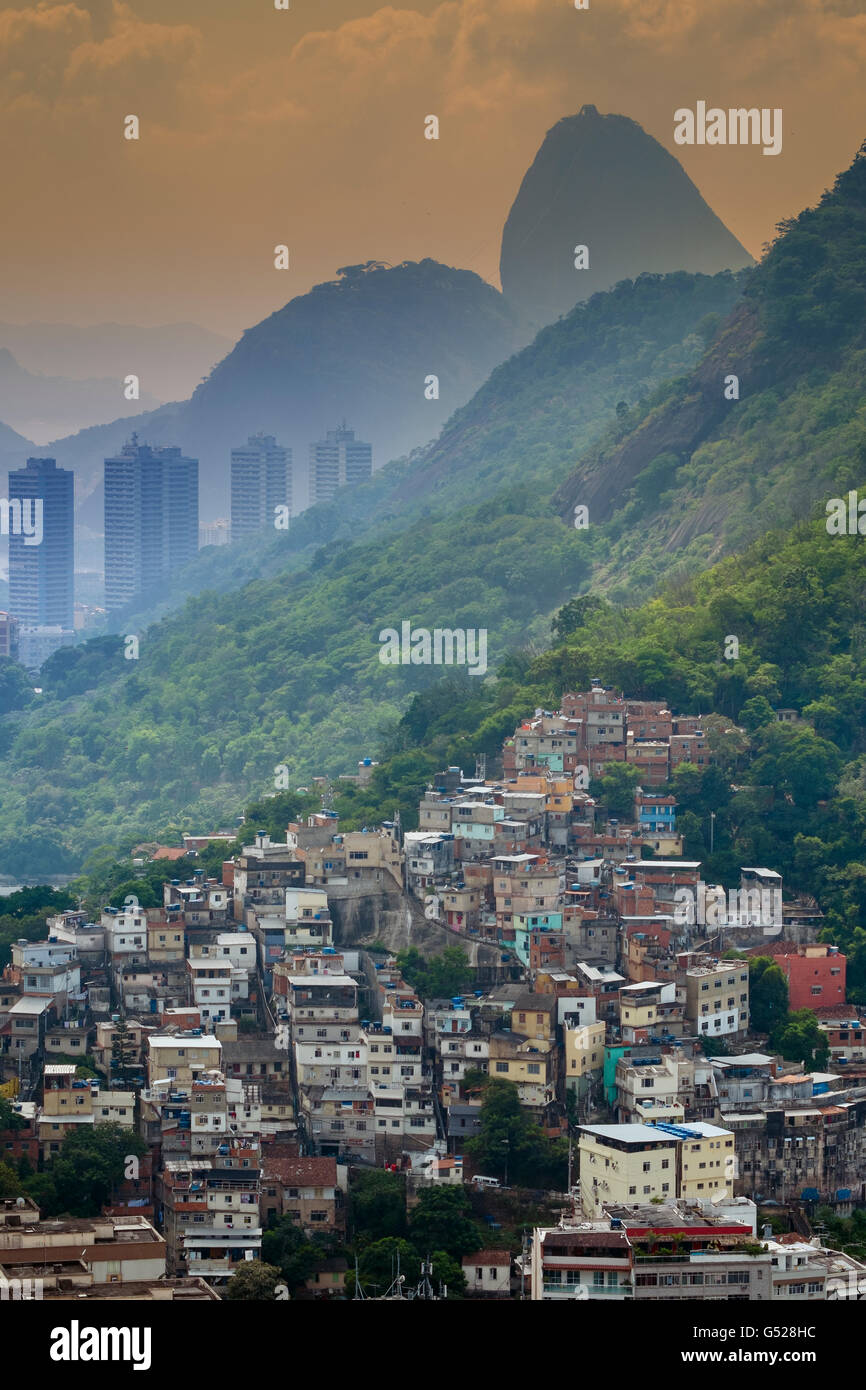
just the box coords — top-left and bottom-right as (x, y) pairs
(124, 895), (140, 909)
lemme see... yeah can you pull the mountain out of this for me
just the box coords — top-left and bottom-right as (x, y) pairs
(0, 322), (231, 407)
(0, 267), (742, 873)
(0, 417), (35, 460)
(35, 114), (749, 524)
(500, 106), (753, 331)
(0, 348), (161, 444)
(36, 260), (524, 525)
(552, 136), (866, 598)
(6, 134), (866, 878)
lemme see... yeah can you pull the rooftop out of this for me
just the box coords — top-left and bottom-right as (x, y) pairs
(265, 1155), (337, 1188)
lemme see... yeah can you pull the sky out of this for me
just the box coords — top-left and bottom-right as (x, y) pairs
(1, 0), (865, 337)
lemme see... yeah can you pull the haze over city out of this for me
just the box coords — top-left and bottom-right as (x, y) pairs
(1, 0), (864, 334)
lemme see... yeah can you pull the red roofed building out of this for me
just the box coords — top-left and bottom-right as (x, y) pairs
(262, 1153), (344, 1235)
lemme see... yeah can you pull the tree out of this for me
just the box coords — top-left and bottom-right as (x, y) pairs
(108, 880), (161, 910)
(466, 1078), (566, 1190)
(770, 1010), (830, 1070)
(407, 1186), (481, 1259)
(551, 596), (610, 642)
(590, 762), (641, 819)
(429, 1249), (466, 1299)
(738, 695), (775, 732)
(0, 1160), (23, 1199)
(261, 1215), (329, 1290)
(223, 1262), (286, 1300)
(395, 946), (472, 1001)
(354, 1237), (420, 1296)
(699, 1036), (730, 1058)
(0, 657), (34, 714)
(349, 1168), (406, 1244)
(426, 947), (472, 998)
(0, 1097), (26, 1131)
(110, 1013), (138, 1087)
(749, 957), (790, 1034)
(51, 1123), (147, 1216)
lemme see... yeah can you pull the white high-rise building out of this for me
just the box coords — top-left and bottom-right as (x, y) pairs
(230, 433), (291, 541)
(308, 424), (372, 506)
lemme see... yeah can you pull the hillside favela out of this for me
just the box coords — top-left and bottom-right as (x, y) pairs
(0, 0), (865, 1358)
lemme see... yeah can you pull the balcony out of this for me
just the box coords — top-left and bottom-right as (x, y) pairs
(634, 1254), (692, 1265)
(543, 1282), (632, 1297)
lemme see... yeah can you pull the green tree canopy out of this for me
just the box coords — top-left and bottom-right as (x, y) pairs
(261, 1215), (326, 1290)
(407, 1186), (481, 1259)
(769, 1010), (831, 1070)
(49, 1123), (147, 1216)
(749, 957), (790, 1034)
(223, 1262), (286, 1301)
(349, 1167), (407, 1245)
(395, 946), (472, 1001)
(466, 1078), (567, 1190)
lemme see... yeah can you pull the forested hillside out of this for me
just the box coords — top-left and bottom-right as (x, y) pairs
(336, 515), (866, 1000)
(0, 272), (741, 874)
(6, 142), (866, 878)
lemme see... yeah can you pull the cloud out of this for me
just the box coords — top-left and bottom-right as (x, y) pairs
(0, 4), (93, 105)
(2, 0), (866, 330)
(0, 1), (200, 116)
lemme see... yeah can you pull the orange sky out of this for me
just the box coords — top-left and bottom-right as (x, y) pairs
(1, 0), (865, 336)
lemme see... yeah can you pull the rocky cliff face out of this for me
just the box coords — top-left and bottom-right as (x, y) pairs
(500, 106), (753, 332)
(326, 884), (504, 968)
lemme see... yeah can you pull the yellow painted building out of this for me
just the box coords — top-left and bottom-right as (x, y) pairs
(578, 1125), (678, 1216)
(488, 1034), (554, 1107)
(147, 921), (185, 962)
(146, 1034), (223, 1086)
(578, 1120), (735, 1216)
(678, 1124), (736, 1200)
(564, 1021), (605, 1094)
